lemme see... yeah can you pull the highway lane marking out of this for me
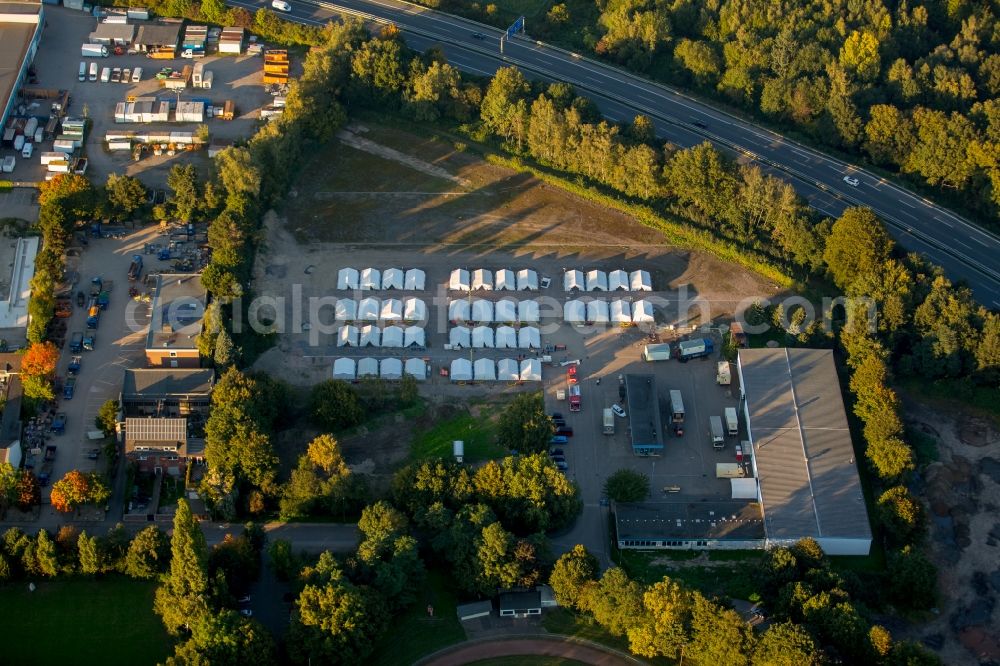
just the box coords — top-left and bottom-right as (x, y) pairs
(899, 199), (916, 208)
(969, 235), (990, 247)
(933, 216), (954, 228)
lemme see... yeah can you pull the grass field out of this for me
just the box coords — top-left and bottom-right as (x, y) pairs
(0, 578), (171, 666)
(369, 569), (466, 665)
(542, 608), (632, 653)
(617, 550), (763, 600)
(410, 408), (506, 461)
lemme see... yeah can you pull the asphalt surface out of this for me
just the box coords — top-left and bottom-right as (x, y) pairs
(235, 0), (1000, 308)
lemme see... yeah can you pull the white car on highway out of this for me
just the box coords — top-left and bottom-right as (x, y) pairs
(843, 175), (860, 187)
(272, 0), (291, 10)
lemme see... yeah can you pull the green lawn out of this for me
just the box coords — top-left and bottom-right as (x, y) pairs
(410, 410), (506, 462)
(369, 569), (466, 666)
(618, 550), (763, 600)
(0, 578), (171, 666)
(542, 608), (633, 654)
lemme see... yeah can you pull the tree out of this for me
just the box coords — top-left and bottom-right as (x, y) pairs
(578, 567), (645, 637)
(288, 580), (383, 665)
(213, 327), (236, 368)
(16, 471), (40, 510)
(752, 621), (820, 665)
(496, 392), (554, 454)
(628, 577), (691, 659)
(199, 0), (227, 23)
(472, 453), (582, 533)
(549, 544), (599, 608)
(167, 164), (201, 222)
(214, 147), (262, 206)
(125, 525), (170, 579)
(866, 436), (915, 481)
(877, 486), (924, 546)
(96, 399), (119, 437)
(839, 31), (881, 81)
(282, 436), (365, 520)
(267, 539), (298, 582)
(50, 470), (110, 513)
(155, 499), (210, 634)
(38, 173), (96, 223)
(21, 341), (59, 377)
(686, 592), (755, 664)
(0, 462), (18, 511)
(629, 114), (656, 143)
(104, 173), (147, 220)
(166, 611), (276, 665)
(887, 546), (936, 610)
(310, 380), (364, 431)
(823, 208), (894, 291)
(674, 39), (722, 84)
(481, 66), (531, 146)
(603, 469), (650, 502)
(77, 530), (106, 575)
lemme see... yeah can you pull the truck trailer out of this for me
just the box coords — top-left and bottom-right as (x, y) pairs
(603, 408), (614, 435)
(642, 343), (672, 362)
(676, 338), (714, 361)
(724, 407), (739, 436)
(669, 390), (684, 422)
(710, 416), (725, 449)
(82, 43), (109, 57)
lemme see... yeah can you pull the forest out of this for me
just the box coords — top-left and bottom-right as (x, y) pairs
(420, 0), (1000, 225)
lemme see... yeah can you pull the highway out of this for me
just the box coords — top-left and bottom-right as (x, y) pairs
(237, 0), (1000, 308)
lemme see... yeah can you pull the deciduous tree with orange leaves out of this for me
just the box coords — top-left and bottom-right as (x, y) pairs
(50, 470), (110, 513)
(21, 341), (60, 377)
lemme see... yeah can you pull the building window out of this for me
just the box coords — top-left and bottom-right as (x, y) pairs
(169, 352), (177, 357)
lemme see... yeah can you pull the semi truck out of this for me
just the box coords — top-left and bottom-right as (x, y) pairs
(676, 338), (714, 361)
(669, 390), (685, 422)
(716, 361), (732, 385)
(642, 343), (672, 362)
(725, 407), (739, 436)
(603, 408), (614, 435)
(710, 416), (725, 449)
(82, 43), (109, 57)
(127, 255), (143, 281)
(568, 384), (581, 412)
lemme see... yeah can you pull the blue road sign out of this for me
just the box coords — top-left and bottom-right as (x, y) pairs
(506, 16), (524, 38)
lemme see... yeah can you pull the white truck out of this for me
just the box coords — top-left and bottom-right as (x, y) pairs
(716, 361), (732, 385)
(725, 407), (739, 436)
(81, 43), (109, 57)
(710, 416), (725, 449)
(669, 390), (685, 422)
(603, 408), (614, 435)
(642, 343), (672, 362)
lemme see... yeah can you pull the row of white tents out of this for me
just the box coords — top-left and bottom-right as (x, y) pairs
(449, 358), (542, 382)
(337, 268), (427, 291)
(333, 357), (427, 381)
(338, 325), (426, 348)
(448, 298), (539, 323)
(448, 325), (541, 349)
(563, 299), (655, 324)
(564, 269), (652, 292)
(335, 298), (427, 322)
(449, 268), (539, 292)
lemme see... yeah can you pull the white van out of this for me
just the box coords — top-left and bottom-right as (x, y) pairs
(100, 67), (111, 83)
(79, 62), (86, 81)
(131, 67), (142, 82)
(21, 143), (33, 159)
(89, 62), (98, 81)
(271, 0), (291, 10)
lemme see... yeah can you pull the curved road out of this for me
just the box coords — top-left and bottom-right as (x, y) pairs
(236, 0), (1000, 308)
(417, 636), (640, 666)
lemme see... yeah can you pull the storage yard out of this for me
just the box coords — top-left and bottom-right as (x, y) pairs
(0, 5), (283, 185)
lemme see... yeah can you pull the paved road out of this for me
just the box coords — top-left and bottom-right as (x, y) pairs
(235, 0), (1000, 308)
(204, 521), (360, 552)
(417, 636), (641, 665)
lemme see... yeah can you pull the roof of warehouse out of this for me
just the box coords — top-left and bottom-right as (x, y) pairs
(738, 348), (871, 542)
(625, 374), (662, 449)
(122, 368), (215, 399)
(615, 501), (765, 541)
(0, 2), (41, 124)
(90, 23), (135, 40)
(135, 22), (182, 46)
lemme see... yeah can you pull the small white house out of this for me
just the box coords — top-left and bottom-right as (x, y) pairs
(517, 268), (538, 291)
(381, 325), (405, 348)
(472, 325), (495, 348)
(495, 326), (517, 349)
(564, 299), (586, 324)
(474, 358), (496, 381)
(358, 357), (379, 377)
(380, 357), (403, 380)
(630, 269), (652, 292)
(518, 326), (541, 349)
(450, 358), (473, 381)
(449, 268), (470, 291)
(587, 299), (610, 323)
(564, 269), (584, 292)
(586, 269), (608, 292)
(335, 298), (357, 321)
(332, 357), (355, 381)
(518, 299), (540, 323)
(495, 298), (517, 323)
(337, 325), (359, 347)
(359, 325), (381, 347)
(404, 326), (426, 348)
(448, 299), (471, 323)
(358, 297), (380, 322)
(404, 357), (427, 380)
(520, 358), (542, 381)
(382, 268), (404, 290)
(609, 269), (629, 291)
(471, 299), (494, 323)
(360, 267), (381, 291)
(495, 268), (516, 291)
(497, 358), (519, 381)
(337, 267), (359, 290)
(404, 268), (426, 291)
(449, 326), (471, 348)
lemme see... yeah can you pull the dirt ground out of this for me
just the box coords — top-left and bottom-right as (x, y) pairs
(901, 402), (1000, 663)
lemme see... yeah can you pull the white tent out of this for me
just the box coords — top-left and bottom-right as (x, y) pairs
(495, 326), (517, 348)
(335, 298), (357, 321)
(450, 358), (472, 381)
(382, 268), (404, 290)
(380, 357), (403, 380)
(564, 269), (584, 292)
(449, 268), (470, 291)
(518, 300), (540, 323)
(632, 299), (655, 323)
(403, 297), (426, 322)
(359, 324), (381, 347)
(471, 268), (493, 291)
(520, 358), (542, 381)
(564, 299), (586, 323)
(497, 358), (519, 381)
(404, 268), (426, 291)
(358, 297), (380, 321)
(587, 299), (610, 323)
(610, 299), (631, 324)
(474, 358), (496, 381)
(404, 357), (427, 381)
(380, 298), (403, 321)
(357, 357), (379, 377)
(630, 269), (652, 292)
(472, 299), (494, 323)
(337, 267), (359, 290)
(332, 357), (355, 380)
(472, 325), (494, 348)
(449, 326), (471, 348)
(495, 269), (516, 291)
(518, 326), (541, 349)
(586, 270), (608, 292)
(517, 268), (538, 291)
(609, 269), (629, 291)
(404, 326), (426, 348)
(382, 325), (404, 348)
(448, 299), (470, 323)
(360, 268), (381, 291)
(495, 298), (517, 323)
(337, 325), (359, 347)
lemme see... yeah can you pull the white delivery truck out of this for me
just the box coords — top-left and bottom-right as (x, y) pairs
(89, 62), (98, 81)
(717, 361), (732, 385)
(603, 408), (614, 435)
(100, 67), (111, 83)
(725, 407), (739, 436)
(710, 416), (725, 449)
(669, 390), (684, 422)
(81, 43), (109, 57)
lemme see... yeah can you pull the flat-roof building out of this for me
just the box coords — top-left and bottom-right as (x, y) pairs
(145, 274), (207, 368)
(614, 501), (765, 550)
(738, 348), (872, 556)
(625, 374), (663, 455)
(134, 21), (182, 51)
(0, 1), (43, 131)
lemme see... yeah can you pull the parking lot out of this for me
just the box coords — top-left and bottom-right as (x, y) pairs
(2, 6), (276, 187)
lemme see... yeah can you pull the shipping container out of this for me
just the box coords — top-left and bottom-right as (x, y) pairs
(107, 140), (132, 151)
(53, 139), (77, 154)
(603, 408), (614, 435)
(642, 343), (671, 362)
(1, 156), (14, 173)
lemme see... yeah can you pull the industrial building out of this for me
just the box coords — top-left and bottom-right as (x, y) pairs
(0, 1), (44, 132)
(615, 501), (765, 550)
(737, 348), (872, 556)
(145, 274), (208, 368)
(625, 374), (663, 455)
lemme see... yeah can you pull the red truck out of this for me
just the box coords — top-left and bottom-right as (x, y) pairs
(568, 384), (581, 412)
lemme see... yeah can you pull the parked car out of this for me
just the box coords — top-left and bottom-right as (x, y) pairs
(555, 461), (569, 471)
(549, 435), (568, 445)
(237, 595), (251, 604)
(555, 426), (574, 437)
(111, 67), (122, 82)
(549, 448), (564, 456)
(550, 412), (564, 420)
(87, 448), (99, 459)
(550, 455), (566, 463)
(239, 608), (253, 617)
(612, 404), (627, 418)
(552, 417), (566, 427)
